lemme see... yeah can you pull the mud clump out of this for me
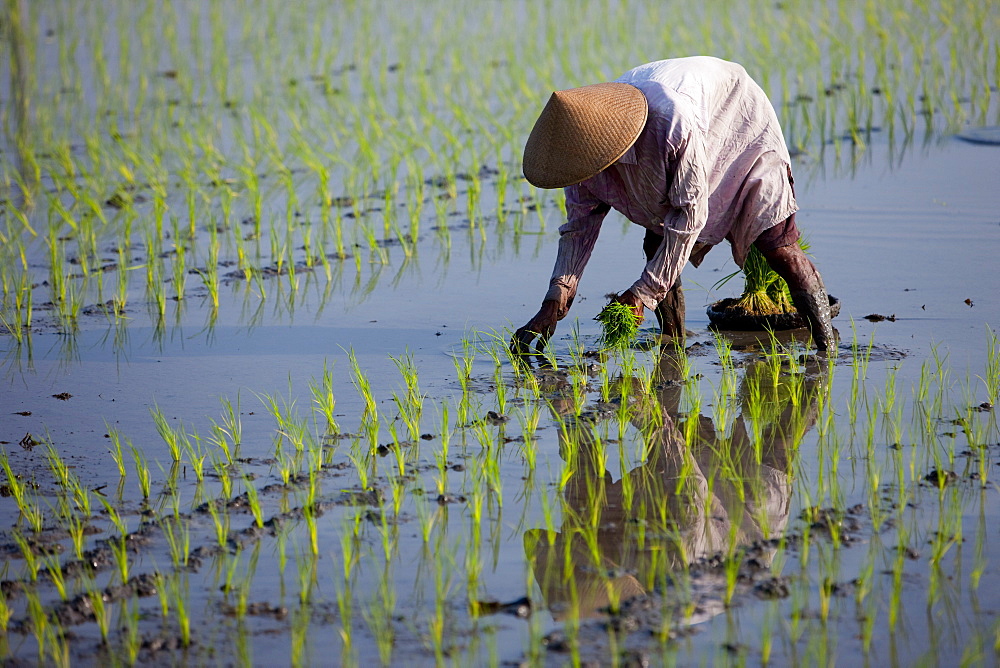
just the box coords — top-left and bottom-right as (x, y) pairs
(798, 506), (864, 545)
(333, 488), (384, 506)
(484, 411), (510, 425)
(753, 575), (791, 599)
(142, 634), (193, 653)
(222, 601), (289, 620)
(49, 572), (161, 627)
(923, 469), (959, 488)
(474, 595), (533, 618)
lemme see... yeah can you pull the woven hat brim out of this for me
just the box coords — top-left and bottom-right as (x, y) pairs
(522, 82), (647, 189)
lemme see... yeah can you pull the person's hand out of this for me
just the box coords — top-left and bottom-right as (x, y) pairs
(610, 289), (645, 326)
(511, 300), (565, 356)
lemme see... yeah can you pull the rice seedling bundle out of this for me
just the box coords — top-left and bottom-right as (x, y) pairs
(731, 245), (794, 316)
(596, 300), (638, 349)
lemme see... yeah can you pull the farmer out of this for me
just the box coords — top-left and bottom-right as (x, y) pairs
(512, 56), (835, 353)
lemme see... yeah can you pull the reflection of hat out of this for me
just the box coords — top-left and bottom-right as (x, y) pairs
(522, 83), (648, 189)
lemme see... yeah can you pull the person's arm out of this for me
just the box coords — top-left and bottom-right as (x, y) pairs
(628, 131), (708, 312)
(545, 186), (611, 314)
(512, 185), (610, 354)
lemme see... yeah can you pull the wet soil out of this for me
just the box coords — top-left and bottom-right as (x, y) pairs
(1, 124), (999, 665)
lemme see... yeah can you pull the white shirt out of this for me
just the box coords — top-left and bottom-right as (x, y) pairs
(544, 56), (797, 311)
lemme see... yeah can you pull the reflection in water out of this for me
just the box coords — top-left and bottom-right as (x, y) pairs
(525, 347), (829, 624)
(6, 0), (35, 193)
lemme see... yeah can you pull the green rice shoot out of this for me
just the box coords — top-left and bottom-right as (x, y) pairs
(715, 239), (811, 316)
(596, 300), (639, 349)
(732, 245), (791, 316)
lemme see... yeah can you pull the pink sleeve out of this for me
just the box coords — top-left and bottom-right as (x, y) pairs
(544, 184), (611, 307)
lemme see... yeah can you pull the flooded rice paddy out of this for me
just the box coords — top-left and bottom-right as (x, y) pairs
(1, 1), (999, 665)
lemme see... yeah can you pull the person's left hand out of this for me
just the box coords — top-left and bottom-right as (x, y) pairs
(611, 289), (645, 325)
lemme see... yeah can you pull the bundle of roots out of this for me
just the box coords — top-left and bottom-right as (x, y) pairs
(729, 245), (797, 316)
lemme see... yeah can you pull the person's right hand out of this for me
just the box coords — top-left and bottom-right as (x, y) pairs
(511, 300), (564, 357)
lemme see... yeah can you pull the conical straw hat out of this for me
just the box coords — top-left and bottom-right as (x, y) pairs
(522, 82), (647, 189)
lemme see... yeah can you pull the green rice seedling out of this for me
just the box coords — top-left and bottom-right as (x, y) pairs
(129, 444), (152, 499)
(41, 613), (66, 667)
(207, 416), (238, 464)
(13, 531), (40, 581)
(391, 349), (422, 405)
(205, 498), (230, 549)
(273, 448), (297, 486)
(220, 393), (243, 447)
(414, 494), (439, 543)
(108, 529), (131, 585)
(150, 404), (184, 462)
(362, 579), (397, 665)
(182, 431), (207, 483)
(87, 585), (114, 645)
(348, 359), (379, 442)
(170, 218), (188, 300)
(0, 449), (27, 511)
(98, 495), (128, 536)
(346, 447), (373, 491)
(43, 552), (68, 601)
(596, 299), (640, 349)
(105, 424), (129, 478)
(515, 404), (541, 471)
(310, 360), (340, 434)
(0, 309), (24, 344)
(23, 586), (51, 663)
(982, 326), (999, 403)
(243, 477), (264, 529)
(290, 542), (319, 606)
(289, 603), (312, 666)
(162, 515), (191, 568)
(0, 584), (11, 632)
(113, 241), (130, 316)
(387, 469), (407, 517)
(119, 601), (142, 665)
(219, 549), (246, 598)
(722, 241), (808, 315)
(302, 499), (320, 558)
(334, 578), (355, 663)
(212, 455), (234, 500)
(491, 357), (510, 415)
(21, 496), (44, 533)
(386, 422), (409, 480)
(453, 343), (477, 427)
(66, 512), (88, 560)
(197, 262), (219, 311)
(167, 572), (192, 647)
(971, 502), (988, 591)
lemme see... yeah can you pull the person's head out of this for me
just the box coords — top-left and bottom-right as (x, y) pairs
(522, 82), (648, 189)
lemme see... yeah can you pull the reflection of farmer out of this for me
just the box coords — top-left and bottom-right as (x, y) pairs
(525, 350), (827, 622)
(513, 57), (834, 353)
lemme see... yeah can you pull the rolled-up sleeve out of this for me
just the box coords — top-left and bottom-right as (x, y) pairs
(629, 131), (708, 310)
(544, 184), (611, 307)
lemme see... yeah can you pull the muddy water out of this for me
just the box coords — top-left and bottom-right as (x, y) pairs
(1, 134), (999, 665)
